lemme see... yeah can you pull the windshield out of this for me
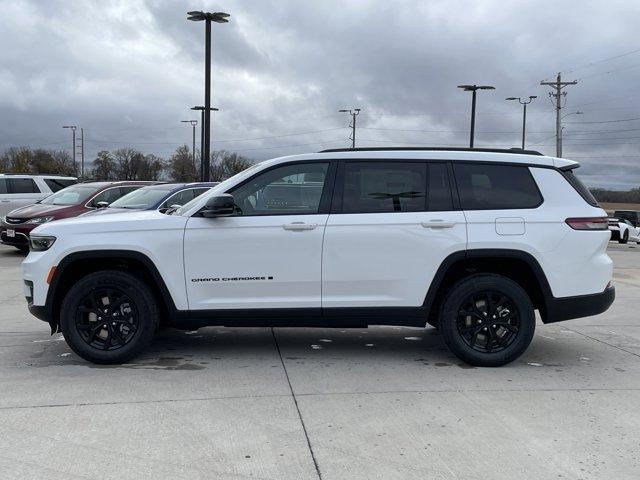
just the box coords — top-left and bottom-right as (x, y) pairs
(109, 187), (173, 210)
(38, 185), (98, 206)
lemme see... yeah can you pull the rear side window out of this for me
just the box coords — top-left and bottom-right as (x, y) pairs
(44, 178), (76, 192)
(453, 163), (542, 210)
(562, 169), (599, 207)
(7, 178), (39, 193)
(342, 162), (427, 213)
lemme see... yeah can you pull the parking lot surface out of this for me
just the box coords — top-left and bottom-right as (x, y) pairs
(1, 243), (639, 479)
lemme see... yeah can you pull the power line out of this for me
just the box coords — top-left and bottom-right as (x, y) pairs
(565, 117), (640, 124)
(563, 47), (640, 74)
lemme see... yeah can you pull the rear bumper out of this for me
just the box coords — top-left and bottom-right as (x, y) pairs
(544, 285), (615, 323)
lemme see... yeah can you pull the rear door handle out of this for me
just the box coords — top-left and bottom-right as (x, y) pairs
(421, 220), (456, 229)
(282, 222), (318, 231)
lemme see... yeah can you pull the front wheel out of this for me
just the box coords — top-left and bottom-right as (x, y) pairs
(59, 270), (159, 364)
(439, 274), (535, 367)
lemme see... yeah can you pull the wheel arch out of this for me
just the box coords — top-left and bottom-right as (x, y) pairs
(424, 249), (553, 326)
(47, 250), (177, 329)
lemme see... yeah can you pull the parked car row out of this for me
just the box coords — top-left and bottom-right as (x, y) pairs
(0, 175), (217, 252)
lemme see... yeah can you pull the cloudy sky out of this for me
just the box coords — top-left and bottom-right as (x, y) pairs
(1, 0), (639, 188)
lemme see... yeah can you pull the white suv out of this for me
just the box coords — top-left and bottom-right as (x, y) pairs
(0, 174), (77, 217)
(22, 148), (614, 366)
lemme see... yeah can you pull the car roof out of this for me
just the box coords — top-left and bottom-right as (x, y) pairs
(0, 173), (77, 179)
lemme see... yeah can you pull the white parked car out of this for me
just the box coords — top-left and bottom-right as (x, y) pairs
(608, 217), (640, 244)
(0, 174), (77, 217)
(22, 148), (614, 367)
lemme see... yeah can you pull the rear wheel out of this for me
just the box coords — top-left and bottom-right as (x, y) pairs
(59, 270), (159, 364)
(620, 230), (629, 244)
(439, 274), (535, 367)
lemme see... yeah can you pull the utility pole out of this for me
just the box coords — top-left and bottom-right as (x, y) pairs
(79, 128), (84, 180)
(191, 106), (219, 180)
(540, 72), (578, 157)
(181, 120), (199, 166)
(506, 96), (537, 149)
(339, 108), (361, 148)
(62, 125), (77, 176)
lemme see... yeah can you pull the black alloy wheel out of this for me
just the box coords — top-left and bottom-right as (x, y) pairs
(75, 288), (139, 351)
(456, 290), (520, 353)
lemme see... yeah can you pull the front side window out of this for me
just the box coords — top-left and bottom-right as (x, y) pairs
(162, 189), (196, 209)
(8, 178), (39, 193)
(453, 163), (543, 210)
(88, 187), (128, 207)
(342, 162), (428, 213)
(0, 179), (7, 194)
(231, 162), (329, 216)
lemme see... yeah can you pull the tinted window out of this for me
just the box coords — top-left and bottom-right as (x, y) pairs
(454, 163), (542, 210)
(0, 179), (6, 194)
(8, 178), (39, 193)
(562, 169), (599, 207)
(89, 187), (127, 207)
(44, 178), (76, 192)
(231, 162), (329, 215)
(342, 162), (427, 213)
(162, 189), (195, 209)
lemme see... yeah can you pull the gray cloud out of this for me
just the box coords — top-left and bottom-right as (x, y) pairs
(1, 0), (639, 188)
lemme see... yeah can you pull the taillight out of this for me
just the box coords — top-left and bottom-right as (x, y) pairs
(565, 217), (608, 230)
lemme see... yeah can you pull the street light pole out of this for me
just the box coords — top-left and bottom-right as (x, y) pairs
(457, 85), (495, 148)
(338, 108), (361, 148)
(506, 96), (537, 149)
(191, 106), (219, 180)
(187, 10), (229, 182)
(559, 110), (583, 158)
(181, 120), (199, 165)
(62, 125), (77, 176)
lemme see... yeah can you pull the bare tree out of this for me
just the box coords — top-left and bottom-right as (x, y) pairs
(169, 145), (198, 182)
(210, 150), (253, 181)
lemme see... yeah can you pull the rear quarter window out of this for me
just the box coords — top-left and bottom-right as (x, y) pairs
(453, 163), (543, 210)
(561, 169), (599, 207)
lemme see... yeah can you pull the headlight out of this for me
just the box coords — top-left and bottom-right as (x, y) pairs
(26, 216), (54, 225)
(29, 236), (56, 251)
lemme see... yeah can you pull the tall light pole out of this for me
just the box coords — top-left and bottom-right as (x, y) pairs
(506, 96), (537, 149)
(187, 10), (229, 182)
(181, 120), (198, 165)
(62, 125), (77, 176)
(457, 85), (495, 148)
(338, 108), (361, 148)
(559, 110), (583, 158)
(191, 106), (219, 180)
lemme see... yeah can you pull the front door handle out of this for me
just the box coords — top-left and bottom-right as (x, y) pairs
(282, 222), (318, 231)
(421, 220), (456, 229)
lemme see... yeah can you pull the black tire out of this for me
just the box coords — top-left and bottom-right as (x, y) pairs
(59, 270), (159, 364)
(619, 230), (629, 244)
(439, 274), (535, 367)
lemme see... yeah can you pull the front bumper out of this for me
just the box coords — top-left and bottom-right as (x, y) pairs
(544, 285), (615, 323)
(1, 223), (36, 247)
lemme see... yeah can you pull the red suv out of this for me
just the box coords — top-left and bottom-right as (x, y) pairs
(1, 181), (157, 252)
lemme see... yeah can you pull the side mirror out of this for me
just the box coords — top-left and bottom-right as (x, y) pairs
(161, 204), (182, 215)
(199, 194), (235, 218)
(95, 201), (110, 209)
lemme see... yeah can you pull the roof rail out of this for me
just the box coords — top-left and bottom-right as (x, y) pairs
(318, 147), (544, 156)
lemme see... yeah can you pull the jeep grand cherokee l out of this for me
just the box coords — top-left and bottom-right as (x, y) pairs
(22, 148), (614, 367)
